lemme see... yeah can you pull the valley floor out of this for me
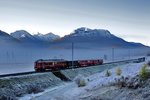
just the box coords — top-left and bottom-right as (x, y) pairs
(20, 57), (149, 100)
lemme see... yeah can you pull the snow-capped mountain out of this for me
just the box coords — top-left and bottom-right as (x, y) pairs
(10, 30), (38, 42)
(53, 27), (145, 48)
(70, 27), (113, 38)
(34, 32), (60, 42)
(0, 28), (147, 49)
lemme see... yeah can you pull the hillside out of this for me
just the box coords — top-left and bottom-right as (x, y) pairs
(52, 27), (145, 49)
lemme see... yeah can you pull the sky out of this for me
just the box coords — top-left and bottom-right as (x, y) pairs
(0, 0), (150, 45)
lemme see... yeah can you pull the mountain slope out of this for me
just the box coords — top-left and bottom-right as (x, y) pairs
(0, 30), (20, 43)
(10, 30), (39, 43)
(1, 28), (147, 49)
(52, 27), (145, 49)
(0, 30), (21, 49)
(34, 32), (60, 42)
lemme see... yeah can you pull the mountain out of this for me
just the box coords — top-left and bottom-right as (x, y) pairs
(0, 30), (20, 43)
(10, 30), (39, 43)
(52, 27), (145, 49)
(0, 30), (21, 49)
(1, 28), (147, 49)
(34, 32), (60, 42)
(69, 27), (112, 37)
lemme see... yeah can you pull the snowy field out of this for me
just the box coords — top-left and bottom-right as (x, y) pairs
(20, 57), (148, 100)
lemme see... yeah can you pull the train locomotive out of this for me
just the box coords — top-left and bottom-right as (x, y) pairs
(34, 59), (103, 72)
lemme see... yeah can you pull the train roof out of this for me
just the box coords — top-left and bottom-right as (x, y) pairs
(35, 59), (67, 62)
(35, 59), (103, 63)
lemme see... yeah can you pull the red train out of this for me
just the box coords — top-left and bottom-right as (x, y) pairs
(34, 59), (103, 72)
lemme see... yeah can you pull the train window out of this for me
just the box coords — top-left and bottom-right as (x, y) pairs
(37, 63), (41, 66)
(49, 62), (53, 65)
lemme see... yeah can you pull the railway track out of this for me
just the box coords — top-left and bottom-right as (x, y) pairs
(0, 58), (143, 78)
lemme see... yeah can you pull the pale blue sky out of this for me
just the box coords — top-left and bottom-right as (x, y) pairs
(0, 0), (150, 45)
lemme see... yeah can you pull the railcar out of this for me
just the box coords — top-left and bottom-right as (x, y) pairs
(79, 59), (103, 67)
(34, 59), (103, 72)
(34, 59), (68, 71)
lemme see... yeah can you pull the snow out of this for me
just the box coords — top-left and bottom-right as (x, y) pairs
(35, 33), (43, 36)
(86, 63), (143, 90)
(19, 83), (69, 100)
(34, 32), (60, 42)
(21, 34), (26, 38)
(10, 30), (60, 42)
(60, 63), (144, 100)
(20, 59), (147, 100)
(11, 30), (32, 39)
(70, 27), (112, 37)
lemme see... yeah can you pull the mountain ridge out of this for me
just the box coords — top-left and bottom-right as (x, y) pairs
(34, 32), (60, 42)
(0, 28), (148, 49)
(52, 27), (146, 49)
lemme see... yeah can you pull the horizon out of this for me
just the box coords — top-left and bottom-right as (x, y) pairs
(0, 0), (150, 46)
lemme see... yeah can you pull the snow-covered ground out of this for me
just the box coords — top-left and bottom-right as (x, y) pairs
(20, 57), (147, 100)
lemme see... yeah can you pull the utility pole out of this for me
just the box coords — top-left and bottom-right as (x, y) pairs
(72, 42), (74, 68)
(112, 48), (114, 62)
